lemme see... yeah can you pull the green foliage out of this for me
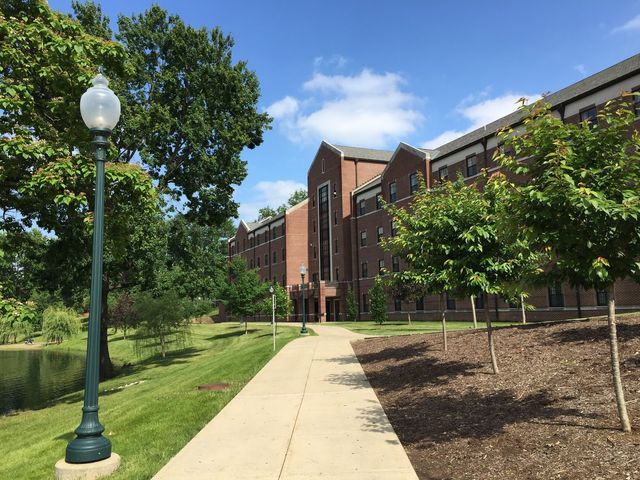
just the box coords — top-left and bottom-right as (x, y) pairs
(384, 173), (542, 301)
(261, 284), (292, 319)
(221, 258), (269, 319)
(346, 285), (359, 322)
(0, 230), (48, 301)
(256, 189), (308, 220)
(0, 295), (37, 343)
(109, 291), (139, 338)
(42, 305), (80, 344)
(133, 290), (191, 358)
(369, 277), (387, 325)
(495, 96), (640, 290)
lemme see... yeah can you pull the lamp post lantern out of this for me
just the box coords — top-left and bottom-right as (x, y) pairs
(66, 73), (120, 464)
(299, 263), (308, 335)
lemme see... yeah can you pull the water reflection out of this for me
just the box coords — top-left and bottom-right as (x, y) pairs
(0, 350), (85, 414)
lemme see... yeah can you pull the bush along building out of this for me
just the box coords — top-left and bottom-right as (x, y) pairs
(225, 53), (640, 323)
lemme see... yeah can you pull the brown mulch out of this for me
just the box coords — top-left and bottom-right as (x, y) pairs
(352, 317), (640, 480)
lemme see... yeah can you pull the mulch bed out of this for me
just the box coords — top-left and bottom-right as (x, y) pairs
(352, 317), (640, 480)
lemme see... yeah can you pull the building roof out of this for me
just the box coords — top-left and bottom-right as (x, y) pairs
(333, 145), (394, 162)
(238, 198), (309, 235)
(352, 174), (382, 195)
(432, 53), (640, 159)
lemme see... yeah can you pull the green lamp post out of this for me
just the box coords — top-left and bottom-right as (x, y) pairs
(65, 73), (120, 464)
(299, 263), (309, 335)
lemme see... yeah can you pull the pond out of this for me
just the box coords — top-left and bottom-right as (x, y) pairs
(0, 349), (86, 415)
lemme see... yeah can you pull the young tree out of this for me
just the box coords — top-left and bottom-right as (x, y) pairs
(385, 175), (542, 371)
(261, 283), (292, 321)
(345, 285), (359, 322)
(369, 277), (387, 325)
(221, 258), (269, 333)
(495, 95), (640, 431)
(42, 306), (81, 344)
(109, 291), (139, 339)
(133, 290), (191, 358)
(0, 295), (38, 344)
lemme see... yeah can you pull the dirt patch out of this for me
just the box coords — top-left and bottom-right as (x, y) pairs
(352, 317), (640, 480)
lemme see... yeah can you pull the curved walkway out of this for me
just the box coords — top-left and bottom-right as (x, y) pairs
(152, 324), (418, 480)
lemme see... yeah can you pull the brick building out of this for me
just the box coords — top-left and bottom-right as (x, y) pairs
(226, 53), (640, 322)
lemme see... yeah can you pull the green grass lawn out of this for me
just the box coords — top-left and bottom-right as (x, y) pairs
(323, 320), (519, 336)
(0, 323), (298, 480)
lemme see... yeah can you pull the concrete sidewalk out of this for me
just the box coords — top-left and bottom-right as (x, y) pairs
(152, 324), (418, 480)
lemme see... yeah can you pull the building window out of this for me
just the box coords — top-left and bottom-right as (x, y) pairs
(390, 221), (397, 237)
(548, 282), (564, 307)
(312, 195), (316, 207)
(257, 257), (260, 267)
(257, 233), (261, 245)
(313, 220), (316, 233)
(265, 253), (269, 265)
(250, 237), (254, 248)
(334, 210), (338, 225)
(362, 294), (369, 313)
(282, 248), (285, 260)
(596, 289), (608, 306)
(282, 224), (286, 236)
(321, 158), (325, 173)
(313, 245), (317, 259)
(438, 165), (449, 182)
(334, 238), (338, 253)
(378, 258), (385, 275)
(282, 274), (286, 285)
(579, 105), (597, 128)
(394, 298), (402, 312)
(446, 293), (456, 310)
(392, 256), (400, 272)
(466, 155), (478, 177)
(250, 259), (254, 269)
(333, 183), (337, 197)
(376, 193), (382, 210)
(376, 226), (384, 243)
(273, 251), (277, 263)
(360, 230), (368, 247)
(318, 184), (330, 281)
(409, 172), (419, 194)
(474, 293), (484, 310)
(272, 228), (276, 240)
(335, 268), (339, 281)
(361, 262), (368, 278)
(358, 199), (366, 216)
(415, 296), (424, 311)
(389, 182), (397, 202)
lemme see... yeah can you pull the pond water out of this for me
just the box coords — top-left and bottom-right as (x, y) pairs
(0, 349), (86, 415)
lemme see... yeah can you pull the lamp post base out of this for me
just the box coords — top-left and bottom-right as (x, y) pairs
(55, 453), (120, 480)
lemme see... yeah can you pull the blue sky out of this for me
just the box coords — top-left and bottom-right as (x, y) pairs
(50, 0), (640, 221)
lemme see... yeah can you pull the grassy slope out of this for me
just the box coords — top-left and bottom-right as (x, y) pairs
(0, 323), (298, 480)
(326, 320), (518, 336)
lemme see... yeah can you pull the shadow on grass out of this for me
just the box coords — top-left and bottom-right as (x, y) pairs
(550, 323), (640, 344)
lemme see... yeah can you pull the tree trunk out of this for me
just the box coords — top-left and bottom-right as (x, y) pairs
(440, 293), (448, 352)
(407, 312), (411, 325)
(160, 334), (166, 358)
(484, 303), (499, 374)
(520, 294), (526, 324)
(99, 277), (114, 381)
(470, 295), (478, 328)
(244, 317), (248, 335)
(606, 288), (631, 432)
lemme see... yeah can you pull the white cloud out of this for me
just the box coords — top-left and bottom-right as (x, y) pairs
(422, 92), (538, 149)
(611, 14), (640, 34)
(313, 55), (348, 69)
(238, 180), (306, 221)
(574, 64), (587, 76)
(266, 68), (423, 148)
(266, 96), (299, 119)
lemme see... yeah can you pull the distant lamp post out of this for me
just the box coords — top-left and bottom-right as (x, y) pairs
(66, 73), (120, 464)
(299, 263), (309, 335)
(269, 285), (276, 351)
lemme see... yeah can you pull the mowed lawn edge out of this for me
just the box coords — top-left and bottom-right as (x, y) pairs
(0, 323), (299, 480)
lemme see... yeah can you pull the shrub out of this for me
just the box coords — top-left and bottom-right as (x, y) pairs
(42, 306), (80, 344)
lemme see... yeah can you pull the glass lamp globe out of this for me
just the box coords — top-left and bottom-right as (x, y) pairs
(299, 263), (306, 276)
(80, 73), (121, 131)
